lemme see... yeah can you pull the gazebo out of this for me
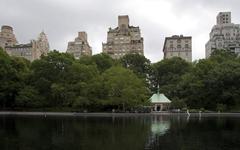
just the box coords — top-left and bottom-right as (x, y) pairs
(149, 88), (171, 112)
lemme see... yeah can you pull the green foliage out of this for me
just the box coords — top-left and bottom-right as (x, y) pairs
(171, 98), (186, 109)
(176, 50), (240, 110)
(216, 104), (227, 112)
(91, 53), (114, 73)
(120, 53), (151, 79)
(0, 48), (29, 108)
(150, 57), (192, 99)
(1, 48), (240, 112)
(16, 86), (45, 107)
(102, 66), (150, 110)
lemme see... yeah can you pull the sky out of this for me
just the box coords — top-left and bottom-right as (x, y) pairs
(1, 0), (240, 62)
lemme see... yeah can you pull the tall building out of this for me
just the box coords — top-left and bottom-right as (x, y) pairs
(66, 32), (92, 59)
(0, 25), (18, 48)
(102, 15), (144, 59)
(163, 35), (192, 62)
(5, 31), (50, 61)
(206, 12), (240, 58)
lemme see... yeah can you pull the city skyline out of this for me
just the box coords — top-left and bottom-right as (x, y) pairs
(1, 0), (240, 62)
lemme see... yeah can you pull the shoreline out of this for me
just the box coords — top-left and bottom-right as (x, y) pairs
(0, 111), (240, 117)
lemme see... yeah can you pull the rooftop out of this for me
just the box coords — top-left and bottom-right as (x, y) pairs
(150, 92), (171, 104)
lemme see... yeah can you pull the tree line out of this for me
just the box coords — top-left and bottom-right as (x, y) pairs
(0, 47), (240, 112)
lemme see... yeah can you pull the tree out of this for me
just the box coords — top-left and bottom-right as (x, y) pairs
(31, 50), (75, 83)
(177, 50), (240, 110)
(65, 62), (102, 109)
(30, 50), (75, 105)
(150, 57), (192, 98)
(0, 48), (29, 108)
(102, 66), (150, 111)
(91, 53), (114, 73)
(15, 86), (45, 108)
(120, 53), (151, 79)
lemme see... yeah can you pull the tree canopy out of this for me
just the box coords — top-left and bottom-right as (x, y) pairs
(0, 48), (240, 112)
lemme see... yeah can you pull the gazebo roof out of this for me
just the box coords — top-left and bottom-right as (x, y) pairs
(150, 92), (171, 104)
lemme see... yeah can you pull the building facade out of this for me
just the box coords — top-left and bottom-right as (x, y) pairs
(206, 12), (240, 58)
(66, 32), (92, 59)
(102, 15), (144, 59)
(0, 25), (18, 49)
(163, 35), (192, 62)
(5, 31), (50, 61)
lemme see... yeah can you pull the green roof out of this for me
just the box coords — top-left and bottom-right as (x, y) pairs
(150, 92), (171, 104)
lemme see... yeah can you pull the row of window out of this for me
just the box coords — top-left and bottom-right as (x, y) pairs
(169, 40), (190, 43)
(170, 44), (190, 48)
(165, 47), (191, 51)
(107, 48), (142, 52)
(114, 52), (142, 56)
(20, 52), (32, 56)
(169, 52), (190, 57)
(104, 45), (142, 50)
(114, 37), (130, 40)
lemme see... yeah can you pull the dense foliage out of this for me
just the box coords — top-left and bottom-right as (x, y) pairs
(0, 47), (240, 111)
(0, 48), (149, 111)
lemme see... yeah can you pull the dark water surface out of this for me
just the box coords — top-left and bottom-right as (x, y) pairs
(0, 115), (240, 150)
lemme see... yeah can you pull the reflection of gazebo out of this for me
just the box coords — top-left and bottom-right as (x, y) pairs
(151, 121), (170, 135)
(149, 88), (171, 111)
(144, 116), (170, 149)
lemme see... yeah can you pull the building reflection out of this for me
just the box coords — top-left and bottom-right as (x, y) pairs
(145, 116), (171, 149)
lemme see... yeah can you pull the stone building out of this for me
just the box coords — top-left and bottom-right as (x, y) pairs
(0, 25), (18, 48)
(102, 15), (144, 59)
(206, 12), (240, 58)
(5, 31), (50, 61)
(163, 35), (192, 62)
(66, 32), (92, 59)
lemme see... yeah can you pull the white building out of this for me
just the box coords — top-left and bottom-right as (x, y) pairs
(66, 32), (92, 59)
(163, 35), (192, 62)
(5, 31), (50, 61)
(102, 15), (144, 59)
(0, 25), (18, 48)
(206, 12), (240, 58)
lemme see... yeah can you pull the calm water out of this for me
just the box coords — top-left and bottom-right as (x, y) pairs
(0, 115), (240, 150)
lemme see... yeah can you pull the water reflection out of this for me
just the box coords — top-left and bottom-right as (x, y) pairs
(145, 116), (171, 149)
(151, 116), (170, 136)
(0, 115), (240, 150)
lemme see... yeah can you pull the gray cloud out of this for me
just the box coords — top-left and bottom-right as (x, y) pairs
(1, 0), (240, 62)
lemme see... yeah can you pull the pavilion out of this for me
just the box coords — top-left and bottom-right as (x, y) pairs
(149, 88), (171, 112)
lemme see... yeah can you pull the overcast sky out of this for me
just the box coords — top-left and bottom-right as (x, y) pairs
(1, 0), (240, 62)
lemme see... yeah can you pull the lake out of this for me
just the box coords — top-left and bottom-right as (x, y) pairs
(0, 114), (240, 150)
